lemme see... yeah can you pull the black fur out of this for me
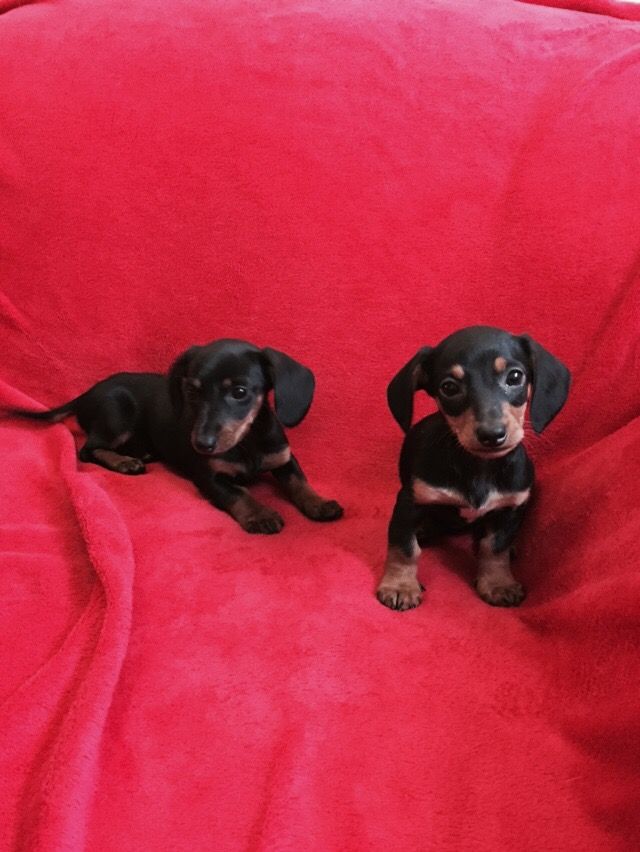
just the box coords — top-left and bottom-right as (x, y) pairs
(379, 326), (570, 609)
(8, 339), (342, 534)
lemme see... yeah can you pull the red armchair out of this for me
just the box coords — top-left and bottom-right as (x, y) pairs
(1, 1), (639, 848)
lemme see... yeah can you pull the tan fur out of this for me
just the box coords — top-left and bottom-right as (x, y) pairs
(209, 458), (247, 477)
(92, 448), (144, 473)
(475, 532), (525, 606)
(228, 490), (283, 532)
(208, 446), (290, 478)
(281, 476), (325, 516)
(442, 401), (527, 456)
(49, 409), (72, 423)
(215, 394), (263, 453)
(476, 535), (514, 593)
(502, 401), (526, 447)
(451, 364), (464, 379)
(413, 478), (530, 522)
(442, 409), (477, 450)
(376, 541), (423, 610)
(413, 480), (466, 508)
(494, 356), (507, 373)
(228, 492), (261, 524)
(261, 446), (291, 470)
(459, 488), (530, 520)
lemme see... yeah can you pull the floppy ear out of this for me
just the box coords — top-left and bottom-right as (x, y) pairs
(261, 347), (315, 427)
(519, 335), (571, 433)
(386, 347), (432, 433)
(168, 346), (202, 417)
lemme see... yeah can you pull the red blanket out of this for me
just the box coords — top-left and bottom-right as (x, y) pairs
(1, 1), (639, 849)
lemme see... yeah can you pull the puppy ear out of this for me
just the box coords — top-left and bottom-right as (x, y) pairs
(519, 335), (571, 433)
(261, 347), (315, 427)
(168, 346), (201, 416)
(387, 347), (432, 433)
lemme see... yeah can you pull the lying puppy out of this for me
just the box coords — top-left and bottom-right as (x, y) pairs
(377, 326), (570, 609)
(11, 339), (343, 534)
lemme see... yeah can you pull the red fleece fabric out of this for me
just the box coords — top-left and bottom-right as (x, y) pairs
(1, 1), (639, 849)
(519, 0), (640, 21)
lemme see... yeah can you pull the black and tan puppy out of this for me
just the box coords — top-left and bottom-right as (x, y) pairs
(10, 339), (343, 534)
(377, 326), (570, 609)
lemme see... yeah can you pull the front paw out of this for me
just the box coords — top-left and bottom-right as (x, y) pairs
(476, 580), (526, 607)
(376, 578), (424, 611)
(241, 508), (285, 535)
(115, 457), (146, 475)
(306, 499), (344, 522)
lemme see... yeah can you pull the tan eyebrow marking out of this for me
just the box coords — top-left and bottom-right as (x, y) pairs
(494, 357), (507, 373)
(450, 364), (464, 379)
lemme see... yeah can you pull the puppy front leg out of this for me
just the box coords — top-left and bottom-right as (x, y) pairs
(475, 508), (526, 606)
(193, 470), (284, 534)
(377, 489), (423, 611)
(271, 455), (343, 521)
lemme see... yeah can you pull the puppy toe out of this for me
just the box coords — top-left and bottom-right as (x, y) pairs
(315, 500), (344, 521)
(477, 582), (526, 607)
(243, 510), (284, 535)
(376, 581), (423, 611)
(116, 458), (146, 475)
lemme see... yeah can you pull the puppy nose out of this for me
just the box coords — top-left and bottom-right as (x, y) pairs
(476, 425), (507, 447)
(194, 435), (217, 454)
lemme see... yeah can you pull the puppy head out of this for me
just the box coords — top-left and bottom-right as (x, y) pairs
(387, 326), (571, 459)
(169, 339), (315, 456)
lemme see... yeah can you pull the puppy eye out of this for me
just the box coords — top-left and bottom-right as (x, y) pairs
(506, 369), (525, 386)
(230, 385), (248, 400)
(439, 380), (461, 398)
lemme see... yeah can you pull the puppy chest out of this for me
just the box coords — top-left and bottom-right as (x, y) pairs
(208, 445), (291, 478)
(412, 479), (530, 521)
(209, 458), (249, 477)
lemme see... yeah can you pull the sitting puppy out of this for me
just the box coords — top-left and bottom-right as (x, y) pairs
(377, 326), (570, 609)
(11, 339), (343, 534)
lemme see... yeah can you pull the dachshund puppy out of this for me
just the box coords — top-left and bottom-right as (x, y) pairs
(11, 339), (343, 534)
(377, 326), (570, 609)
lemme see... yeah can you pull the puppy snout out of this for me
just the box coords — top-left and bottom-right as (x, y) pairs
(475, 424), (507, 448)
(193, 434), (217, 454)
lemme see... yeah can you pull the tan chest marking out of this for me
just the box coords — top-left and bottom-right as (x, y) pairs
(458, 489), (530, 520)
(209, 458), (247, 477)
(412, 478), (530, 521)
(208, 446), (291, 477)
(413, 480), (467, 508)
(260, 446), (291, 471)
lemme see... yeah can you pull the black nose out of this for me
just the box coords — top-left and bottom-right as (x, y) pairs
(194, 435), (217, 454)
(476, 425), (507, 447)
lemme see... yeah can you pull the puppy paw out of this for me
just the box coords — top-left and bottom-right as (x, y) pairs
(241, 508), (285, 535)
(476, 581), (526, 607)
(376, 579), (424, 611)
(115, 457), (146, 475)
(306, 499), (344, 522)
